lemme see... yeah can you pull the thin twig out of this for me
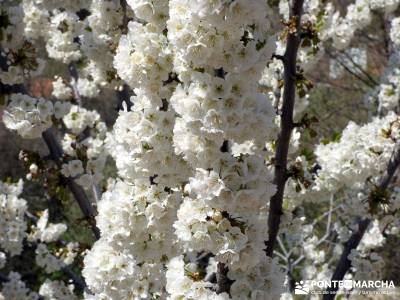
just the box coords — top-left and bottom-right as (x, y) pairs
(91, 180), (101, 203)
(291, 197), (336, 268)
(325, 48), (374, 88)
(312, 204), (342, 227)
(341, 51), (379, 86)
(277, 236), (289, 257)
(275, 250), (288, 263)
(316, 195), (334, 247)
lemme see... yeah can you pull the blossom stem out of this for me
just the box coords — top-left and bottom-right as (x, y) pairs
(265, 0), (305, 257)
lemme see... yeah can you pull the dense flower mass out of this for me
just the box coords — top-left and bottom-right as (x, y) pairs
(113, 22), (172, 92)
(0, 180), (27, 256)
(83, 1), (191, 298)
(320, 0), (400, 50)
(2, 0), (400, 299)
(164, 0), (283, 297)
(81, 0), (285, 298)
(315, 113), (399, 191)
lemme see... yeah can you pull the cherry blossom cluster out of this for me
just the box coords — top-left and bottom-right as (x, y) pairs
(1, 0), (126, 96)
(373, 18), (400, 113)
(83, 1), (190, 299)
(3, 93), (70, 139)
(61, 105), (108, 190)
(320, 0), (399, 50)
(165, 0), (285, 298)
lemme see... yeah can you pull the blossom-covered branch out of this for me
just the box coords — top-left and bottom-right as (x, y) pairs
(42, 129), (100, 239)
(323, 140), (400, 299)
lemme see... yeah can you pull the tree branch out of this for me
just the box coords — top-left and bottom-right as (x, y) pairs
(341, 51), (379, 86)
(62, 265), (91, 293)
(265, 0), (305, 257)
(42, 128), (100, 239)
(323, 141), (400, 299)
(120, 0), (129, 34)
(215, 262), (232, 295)
(1, 49), (99, 237)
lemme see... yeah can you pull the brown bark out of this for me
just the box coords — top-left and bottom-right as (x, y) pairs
(265, 0), (305, 257)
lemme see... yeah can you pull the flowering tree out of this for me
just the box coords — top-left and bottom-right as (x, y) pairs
(1, 0), (400, 299)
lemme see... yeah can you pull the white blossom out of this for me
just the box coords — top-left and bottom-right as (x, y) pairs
(0, 180), (27, 256)
(1, 272), (38, 300)
(3, 94), (53, 139)
(51, 77), (73, 101)
(39, 280), (77, 300)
